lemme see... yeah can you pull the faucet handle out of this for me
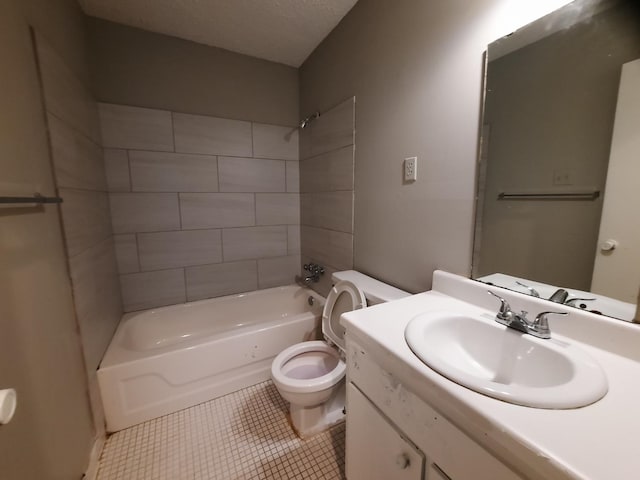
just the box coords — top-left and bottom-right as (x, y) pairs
(515, 281), (540, 298)
(487, 291), (511, 318)
(534, 311), (568, 337)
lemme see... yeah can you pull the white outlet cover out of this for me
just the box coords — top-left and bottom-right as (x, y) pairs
(404, 157), (417, 182)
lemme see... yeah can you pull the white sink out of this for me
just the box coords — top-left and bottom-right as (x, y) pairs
(405, 311), (608, 408)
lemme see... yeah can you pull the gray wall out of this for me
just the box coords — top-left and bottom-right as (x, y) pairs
(100, 103), (301, 311)
(86, 17), (300, 127)
(299, 0), (578, 293)
(0, 0), (96, 478)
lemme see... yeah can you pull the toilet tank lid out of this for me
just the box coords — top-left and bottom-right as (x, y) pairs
(331, 270), (410, 304)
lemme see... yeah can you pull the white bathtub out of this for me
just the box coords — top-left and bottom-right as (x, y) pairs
(98, 285), (324, 432)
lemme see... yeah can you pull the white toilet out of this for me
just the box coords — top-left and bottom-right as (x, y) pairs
(271, 270), (409, 438)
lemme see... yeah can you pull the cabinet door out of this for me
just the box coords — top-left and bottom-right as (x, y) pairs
(346, 383), (424, 480)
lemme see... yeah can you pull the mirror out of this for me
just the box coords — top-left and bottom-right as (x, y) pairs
(473, 0), (640, 321)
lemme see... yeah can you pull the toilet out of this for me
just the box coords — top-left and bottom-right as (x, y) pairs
(271, 270), (409, 438)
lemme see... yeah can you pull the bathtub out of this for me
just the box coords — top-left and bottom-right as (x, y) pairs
(98, 285), (324, 432)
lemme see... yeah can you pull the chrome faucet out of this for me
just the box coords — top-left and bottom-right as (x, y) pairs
(295, 263), (325, 286)
(516, 280), (540, 298)
(549, 289), (596, 308)
(548, 289), (569, 304)
(488, 291), (567, 339)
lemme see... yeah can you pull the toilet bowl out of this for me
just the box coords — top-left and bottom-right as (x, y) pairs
(271, 270), (409, 438)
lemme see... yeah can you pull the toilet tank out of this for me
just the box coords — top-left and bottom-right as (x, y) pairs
(331, 270), (410, 305)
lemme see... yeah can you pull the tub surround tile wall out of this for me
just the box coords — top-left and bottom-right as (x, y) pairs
(104, 149), (130, 191)
(217, 156), (286, 192)
(35, 33), (123, 446)
(286, 161), (300, 192)
(114, 234), (139, 273)
(253, 123), (300, 160)
(137, 230), (223, 271)
(185, 260), (259, 301)
(129, 151), (219, 192)
(110, 193), (181, 233)
(100, 103), (174, 151)
(120, 269), (187, 311)
(35, 32), (101, 145)
(179, 193), (256, 229)
(300, 97), (355, 296)
(100, 103), (301, 311)
(173, 113), (252, 156)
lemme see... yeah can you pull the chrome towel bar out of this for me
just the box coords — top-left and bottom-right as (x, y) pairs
(497, 190), (600, 201)
(0, 193), (63, 205)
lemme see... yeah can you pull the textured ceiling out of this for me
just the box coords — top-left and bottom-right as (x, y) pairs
(78, 0), (358, 67)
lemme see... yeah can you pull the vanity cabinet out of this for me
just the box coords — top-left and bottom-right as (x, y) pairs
(346, 383), (426, 479)
(345, 337), (522, 480)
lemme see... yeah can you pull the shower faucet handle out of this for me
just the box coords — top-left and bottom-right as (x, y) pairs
(303, 263), (325, 275)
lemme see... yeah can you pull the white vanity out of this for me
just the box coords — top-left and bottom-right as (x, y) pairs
(341, 271), (640, 480)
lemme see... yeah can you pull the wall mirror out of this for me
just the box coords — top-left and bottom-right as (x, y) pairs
(472, 0), (640, 321)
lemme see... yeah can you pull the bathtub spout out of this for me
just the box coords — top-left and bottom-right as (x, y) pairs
(295, 275), (313, 287)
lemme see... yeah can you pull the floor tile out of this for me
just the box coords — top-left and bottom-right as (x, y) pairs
(96, 381), (345, 480)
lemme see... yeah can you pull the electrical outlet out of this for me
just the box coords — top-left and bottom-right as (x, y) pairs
(404, 157), (417, 182)
(553, 169), (573, 185)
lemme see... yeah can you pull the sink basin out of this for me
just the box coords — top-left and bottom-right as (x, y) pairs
(405, 311), (608, 408)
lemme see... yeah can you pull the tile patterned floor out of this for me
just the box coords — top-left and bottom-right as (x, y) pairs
(96, 381), (345, 480)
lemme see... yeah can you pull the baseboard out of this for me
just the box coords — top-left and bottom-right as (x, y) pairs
(83, 434), (105, 480)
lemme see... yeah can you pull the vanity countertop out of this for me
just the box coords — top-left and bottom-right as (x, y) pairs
(341, 271), (640, 480)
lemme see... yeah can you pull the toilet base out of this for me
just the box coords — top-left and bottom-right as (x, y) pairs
(289, 382), (346, 439)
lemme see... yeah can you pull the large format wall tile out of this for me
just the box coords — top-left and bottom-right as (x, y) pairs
(173, 113), (252, 156)
(104, 149), (130, 192)
(300, 98), (356, 296)
(186, 261), (258, 301)
(286, 161), (300, 193)
(252, 123), (299, 161)
(138, 229), (222, 271)
(114, 234), (139, 274)
(36, 33), (122, 449)
(99, 103), (305, 309)
(300, 145), (354, 192)
(222, 226), (287, 261)
(301, 191), (354, 233)
(68, 238), (122, 373)
(179, 193), (255, 229)
(218, 157), (286, 192)
(110, 193), (180, 233)
(129, 151), (218, 192)
(48, 113), (106, 191)
(287, 226), (301, 254)
(309, 97), (355, 158)
(256, 193), (300, 225)
(59, 188), (112, 257)
(301, 226), (353, 271)
(258, 255), (300, 288)
(99, 103), (174, 151)
(36, 34), (101, 144)
(120, 269), (186, 311)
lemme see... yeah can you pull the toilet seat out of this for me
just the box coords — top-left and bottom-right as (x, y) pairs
(271, 341), (345, 394)
(271, 280), (366, 394)
(322, 280), (366, 351)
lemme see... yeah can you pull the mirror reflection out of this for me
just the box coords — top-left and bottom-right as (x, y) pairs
(473, 0), (640, 321)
